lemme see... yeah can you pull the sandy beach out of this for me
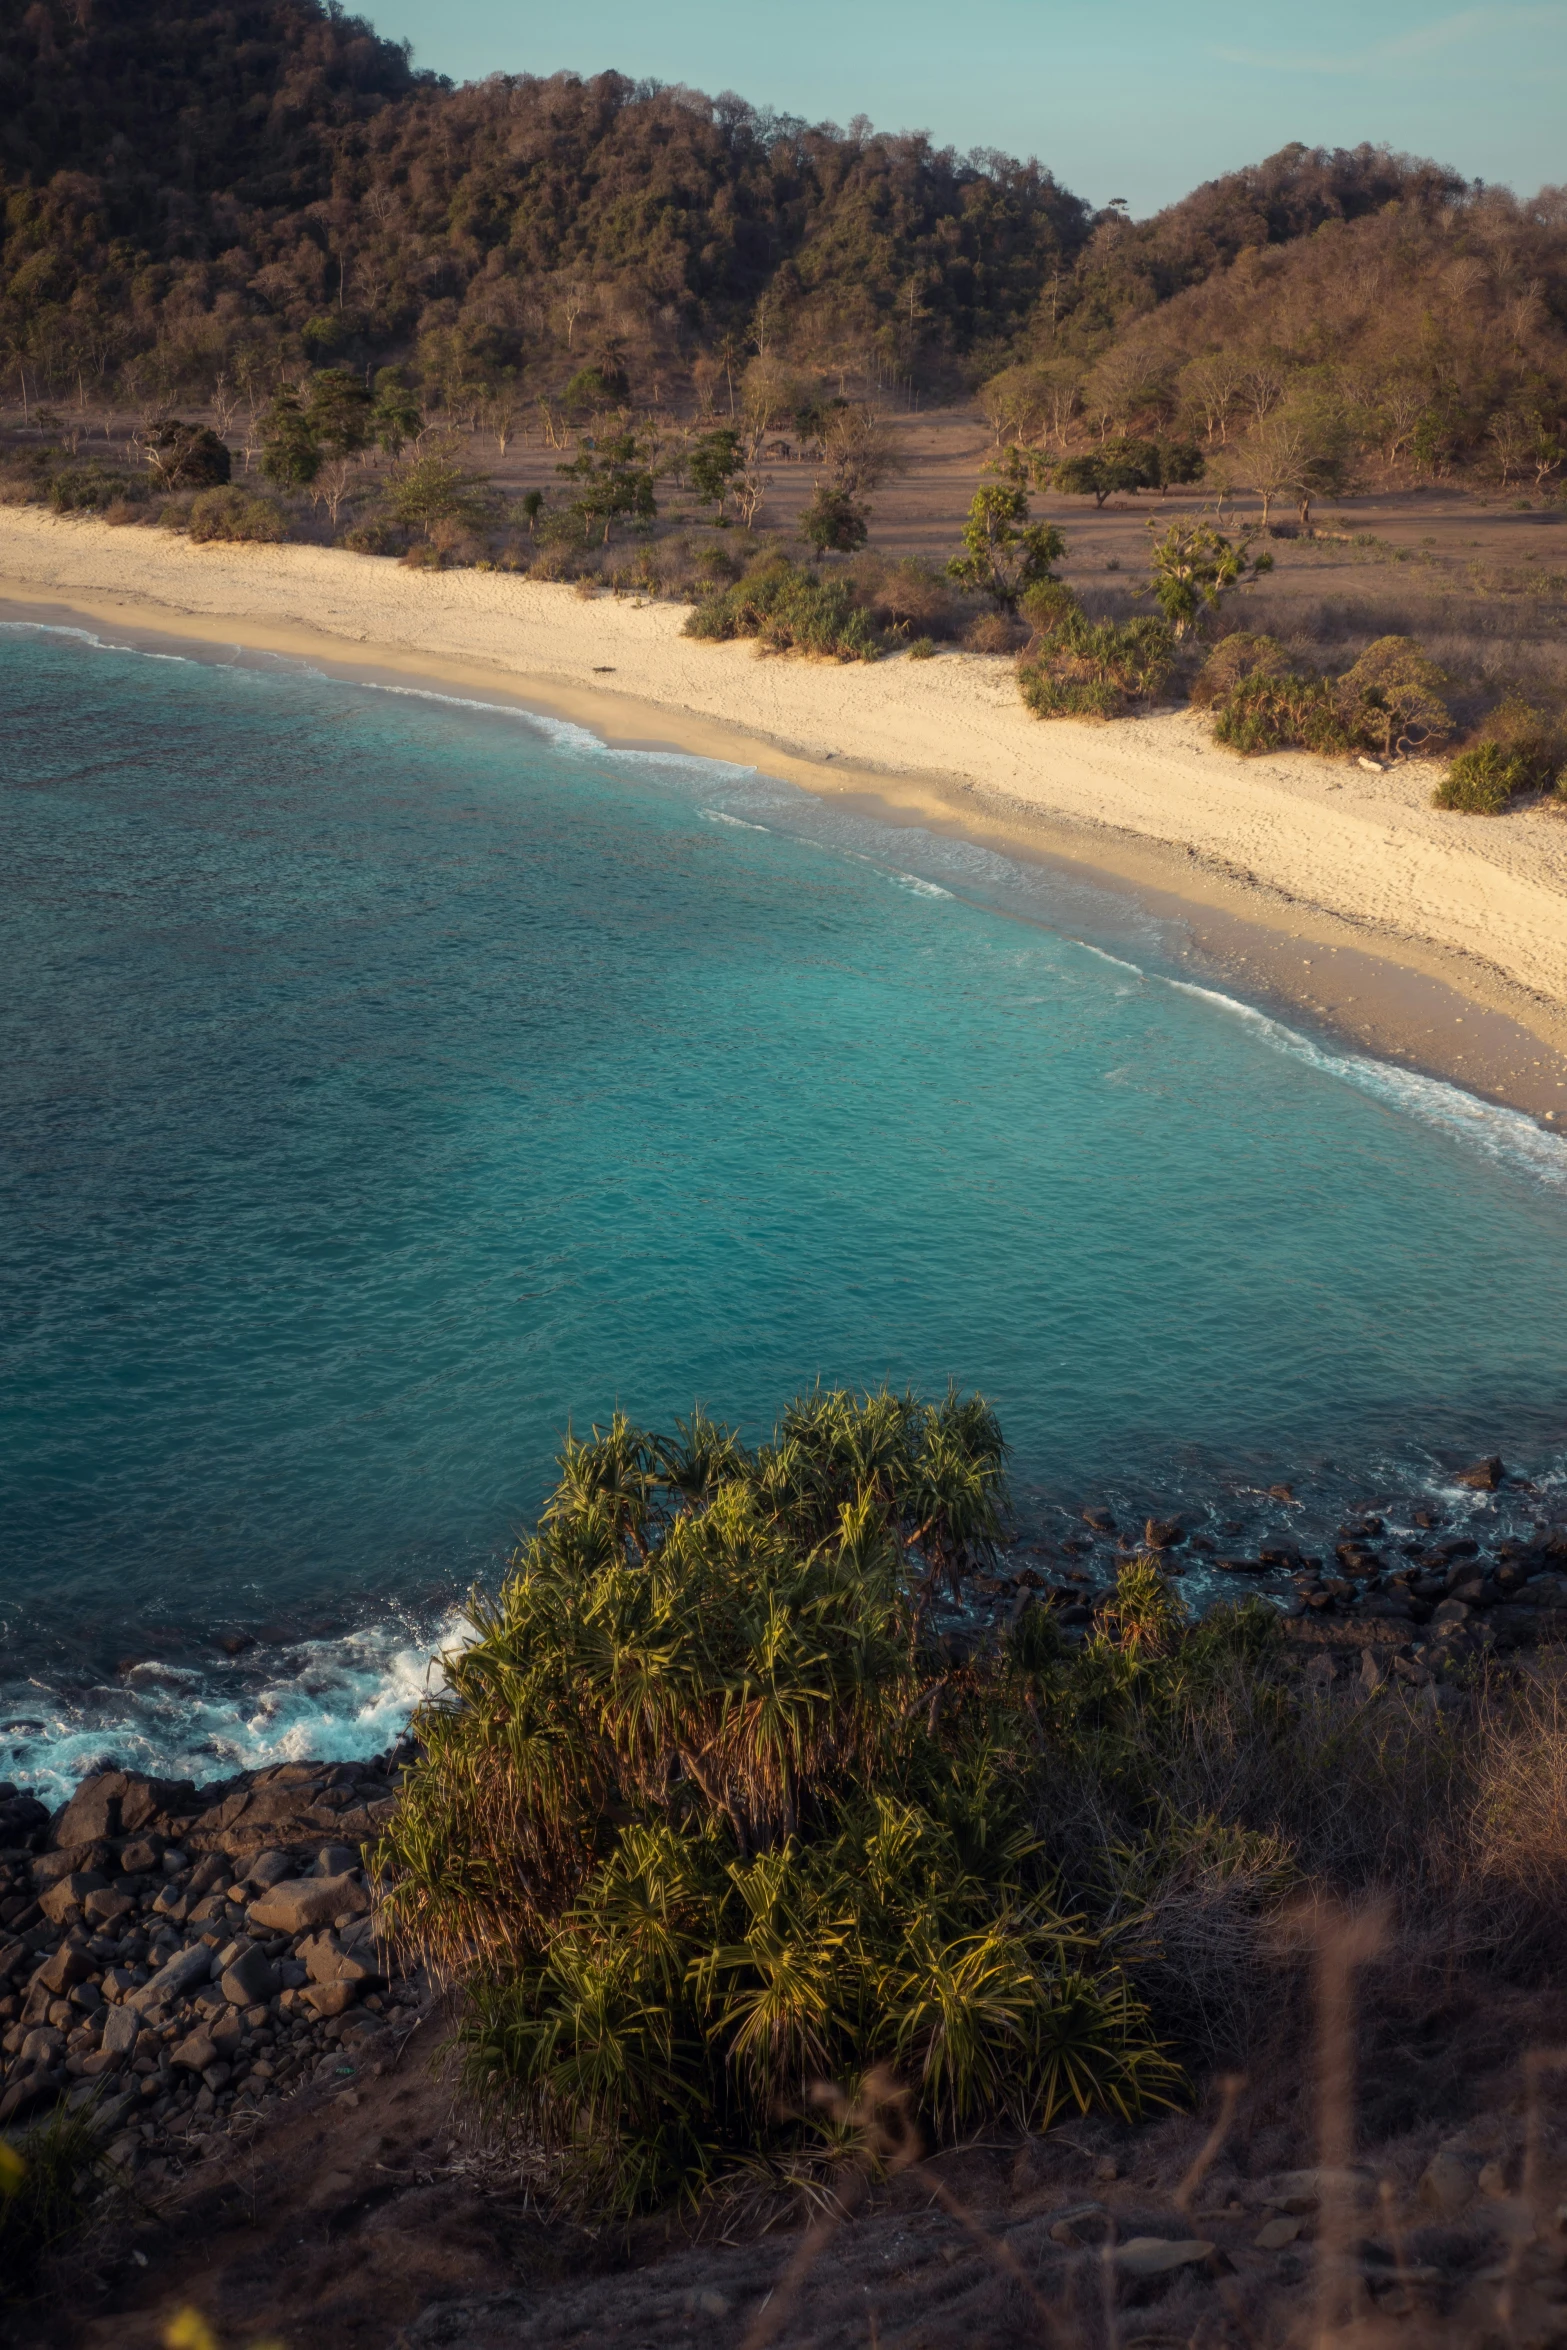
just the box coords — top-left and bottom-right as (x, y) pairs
(3, 504), (1566, 1120)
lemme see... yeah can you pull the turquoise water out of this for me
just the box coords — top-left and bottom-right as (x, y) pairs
(4, 623), (1566, 1792)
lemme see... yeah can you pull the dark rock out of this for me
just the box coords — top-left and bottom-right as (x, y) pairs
(312, 1843), (360, 1879)
(248, 1874), (368, 1935)
(1081, 1507), (1116, 1533)
(30, 1944), (92, 1997)
(1144, 1518), (1186, 1549)
(38, 1871), (110, 1925)
(33, 1842), (112, 1887)
(1454, 1457), (1504, 1490)
(219, 1945), (280, 2007)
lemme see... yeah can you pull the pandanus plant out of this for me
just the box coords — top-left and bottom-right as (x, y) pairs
(375, 1388), (1183, 2213)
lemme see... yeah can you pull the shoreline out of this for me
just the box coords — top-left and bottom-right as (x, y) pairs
(3, 510), (1567, 1121)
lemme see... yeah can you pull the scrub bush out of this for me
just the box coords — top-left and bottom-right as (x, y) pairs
(1433, 697), (1562, 812)
(684, 557), (883, 660)
(1211, 670), (1353, 755)
(186, 487), (288, 543)
(1188, 631), (1290, 711)
(1017, 613), (1174, 720)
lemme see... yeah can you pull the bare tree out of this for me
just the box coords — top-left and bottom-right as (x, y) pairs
(211, 373), (241, 440)
(562, 283), (589, 349)
(733, 464), (770, 530)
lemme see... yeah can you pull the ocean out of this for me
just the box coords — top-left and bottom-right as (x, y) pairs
(4, 620), (1566, 1797)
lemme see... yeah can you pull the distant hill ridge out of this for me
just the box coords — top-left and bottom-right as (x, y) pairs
(0, 0), (1562, 481)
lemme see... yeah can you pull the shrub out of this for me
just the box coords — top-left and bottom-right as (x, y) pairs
(145, 418), (231, 490)
(1433, 696), (1562, 812)
(684, 557), (883, 661)
(375, 1391), (1181, 2214)
(47, 463), (143, 514)
(1018, 672), (1124, 721)
(1336, 635), (1452, 759)
(186, 487), (287, 544)
(1018, 577), (1083, 640)
(961, 610), (1028, 654)
(1211, 670), (1353, 756)
(1017, 612), (1174, 721)
(907, 636), (937, 660)
(1433, 742), (1529, 814)
(852, 555), (958, 641)
(339, 517), (405, 556)
(1189, 631), (1290, 711)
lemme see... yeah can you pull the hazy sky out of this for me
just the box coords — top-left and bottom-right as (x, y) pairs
(367, 0), (1565, 214)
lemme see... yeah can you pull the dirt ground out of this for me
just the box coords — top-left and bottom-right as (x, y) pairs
(16, 1965), (1567, 2350)
(22, 397), (1567, 619)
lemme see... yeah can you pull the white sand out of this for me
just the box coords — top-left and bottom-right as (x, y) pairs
(4, 505), (1566, 1012)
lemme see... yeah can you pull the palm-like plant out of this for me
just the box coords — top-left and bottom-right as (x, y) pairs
(375, 1388), (1192, 2213)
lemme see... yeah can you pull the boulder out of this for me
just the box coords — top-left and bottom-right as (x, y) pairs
(34, 1842), (111, 1887)
(0, 1937), (30, 1985)
(219, 1945), (279, 2007)
(83, 1887), (136, 1928)
(312, 1843), (360, 1878)
(30, 1944), (92, 1997)
(243, 1850), (294, 1890)
(1455, 1457), (1504, 1490)
(100, 2002), (140, 2058)
(131, 1941), (215, 2011)
(1255, 2216), (1305, 2250)
(51, 1771), (194, 1852)
(1112, 2238), (1216, 2278)
(1145, 1518), (1186, 1550)
(248, 1874), (368, 1935)
(303, 1980), (359, 2019)
(39, 1872), (111, 1925)
(170, 2029), (218, 2073)
(1419, 2151), (1476, 2218)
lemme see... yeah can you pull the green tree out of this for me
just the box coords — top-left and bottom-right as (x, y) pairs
(144, 417), (231, 490)
(385, 449), (495, 542)
(305, 367), (372, 458)
(561, 362), (628, 416)
(370, 368), (421, 459)
(799, 484), (869, 555)
(947, 483), (1067, 611)
(1152, 439), (1205, 495)
(1144, 521), (1273, 638)
(259, 387), (320, 490)
(1046, 438), (1160, 507)
(687, 427), (743, 517)
(556, 433), (657, 543)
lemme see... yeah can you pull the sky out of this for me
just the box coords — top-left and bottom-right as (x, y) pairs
(367, 0), (1565, 214)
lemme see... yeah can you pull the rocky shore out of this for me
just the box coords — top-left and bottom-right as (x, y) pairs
(0, 1750), (430, 2181)
(984, 1455), (1567, 1686)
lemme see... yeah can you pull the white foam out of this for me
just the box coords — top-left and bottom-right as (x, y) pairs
(699, 807), (772, 832)
(0, 619), (195, 665)
(1, 1609), (473, 1805)
(1166, 978), (1567, 1189)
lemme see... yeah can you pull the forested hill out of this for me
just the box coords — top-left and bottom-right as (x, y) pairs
(1, 0), (1561, 486)
(0, 0), (1089, 402)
